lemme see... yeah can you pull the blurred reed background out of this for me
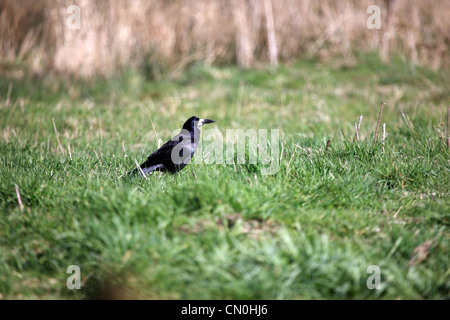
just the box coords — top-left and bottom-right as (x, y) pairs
(1, 0), (449, 79)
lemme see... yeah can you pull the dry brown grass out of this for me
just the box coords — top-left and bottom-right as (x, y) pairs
(1, 0), (449, 78)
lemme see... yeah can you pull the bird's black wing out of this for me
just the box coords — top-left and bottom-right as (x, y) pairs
(139, 138), (179, 169)
(129, 133), (191, 176)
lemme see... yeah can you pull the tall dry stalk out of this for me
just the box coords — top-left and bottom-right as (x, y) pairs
(325, 139), (331, 153)
(355, 115), (363, 141)
(14, 184), (24, 212)
(374, 102), (386, 143)
(263, 0), (278, 66)
(52, 118), (65, 155)
(447, 106), (450, 148)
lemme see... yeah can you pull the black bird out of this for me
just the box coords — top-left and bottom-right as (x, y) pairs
(129, 116), (215, 177)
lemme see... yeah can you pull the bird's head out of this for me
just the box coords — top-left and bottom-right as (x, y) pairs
(183, 116), (215, 131)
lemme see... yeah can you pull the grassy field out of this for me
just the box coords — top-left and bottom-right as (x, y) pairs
(0, 53), (449, 299)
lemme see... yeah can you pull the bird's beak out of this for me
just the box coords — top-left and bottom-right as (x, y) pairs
(198, 119), (215, 127)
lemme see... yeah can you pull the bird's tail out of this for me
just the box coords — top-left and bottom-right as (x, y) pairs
(128, 164), (165, 177)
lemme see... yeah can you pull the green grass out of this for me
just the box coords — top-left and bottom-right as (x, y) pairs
(0, 53), (449, 299)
